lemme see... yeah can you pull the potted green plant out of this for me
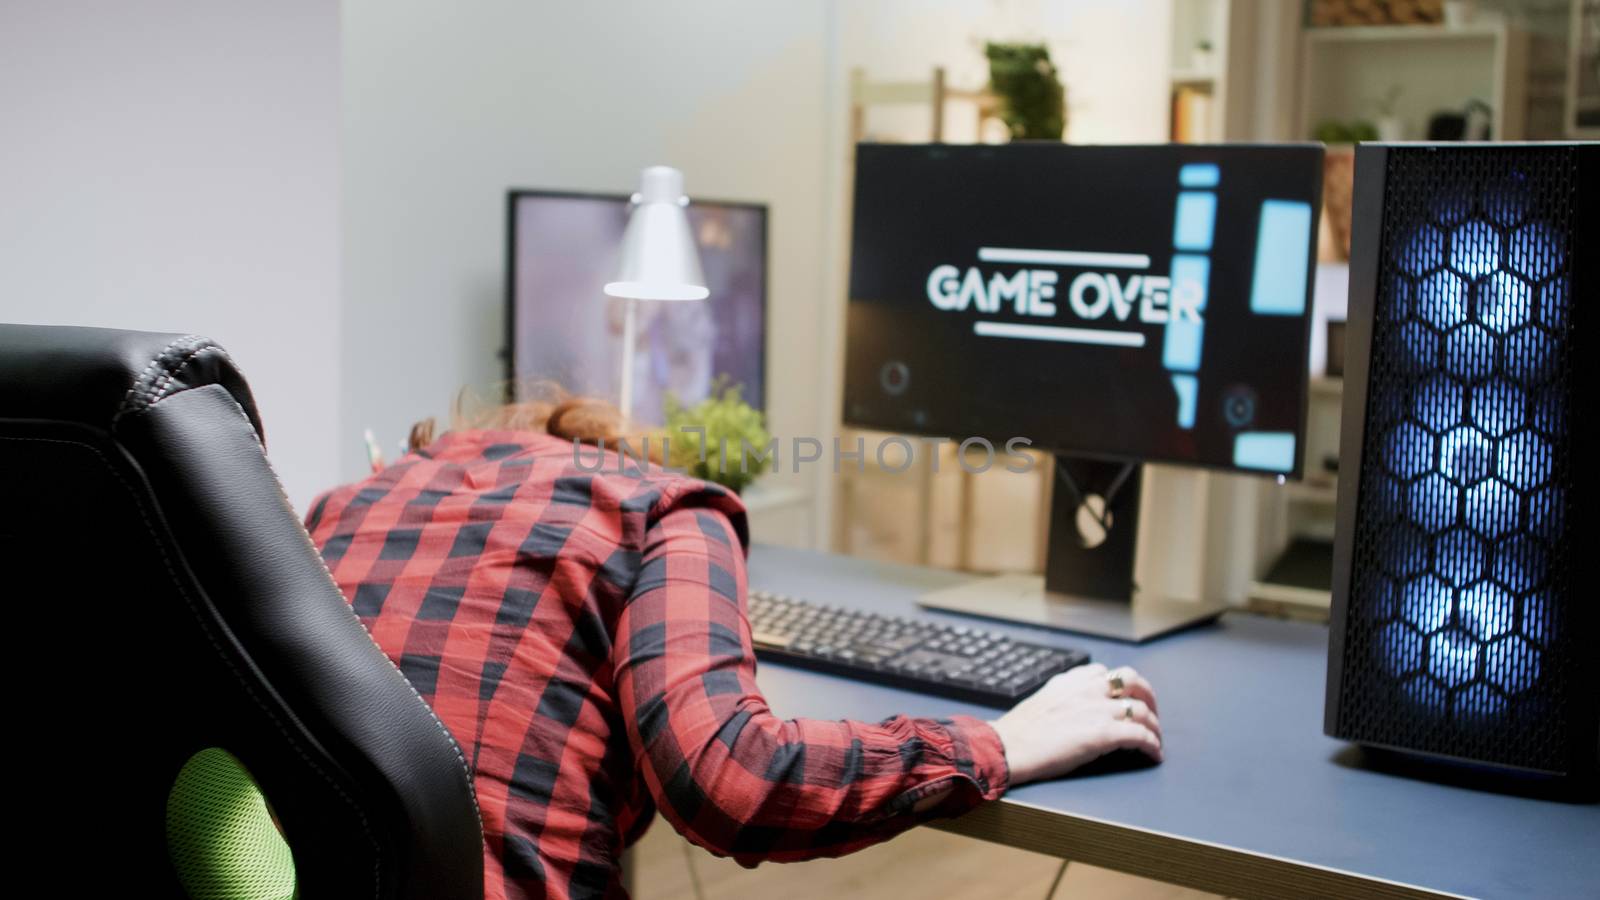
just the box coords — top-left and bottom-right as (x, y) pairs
(985, 42), (1066, 141)
(662, 381), (772, 494)
(1311, 119), (1379, 145)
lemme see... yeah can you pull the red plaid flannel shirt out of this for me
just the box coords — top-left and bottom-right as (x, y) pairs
(306, 430), (1008, 900)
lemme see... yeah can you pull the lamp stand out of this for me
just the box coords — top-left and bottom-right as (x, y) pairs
(618, 296), (638, 423)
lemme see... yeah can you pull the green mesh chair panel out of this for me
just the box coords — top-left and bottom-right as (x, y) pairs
(166, 748), (297, 900)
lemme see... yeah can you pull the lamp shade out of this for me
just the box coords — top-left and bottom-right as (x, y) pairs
(603, 166), (708, 301)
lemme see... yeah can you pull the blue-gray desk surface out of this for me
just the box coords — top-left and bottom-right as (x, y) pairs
(747, 545), (1599, 900)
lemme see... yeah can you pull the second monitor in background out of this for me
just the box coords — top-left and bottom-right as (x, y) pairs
(845, 143), (1324, 640)
(507, 190), (767, 424)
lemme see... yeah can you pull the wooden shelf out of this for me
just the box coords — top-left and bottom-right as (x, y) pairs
(1167, 0), (1242, 143)
(1284, 480), (1338, 505)
(1304, 23), (1507, 44)
(1169, 69), (1217, 86)
(1248, 537), (1334, 620)
(1246, 583), (1332, 621)
(1298, 21), (1527, 142)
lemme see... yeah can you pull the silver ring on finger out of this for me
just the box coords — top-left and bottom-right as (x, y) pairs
(1120, 699), (1135, 720)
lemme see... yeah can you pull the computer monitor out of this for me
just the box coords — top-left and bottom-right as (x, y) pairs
(506, 190), (767, 425)
(844, 143), (1323, 640)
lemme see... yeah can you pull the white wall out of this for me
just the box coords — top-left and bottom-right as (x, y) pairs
(0, 0), (1180, 550)
(341, 0), (833, 535)
(0, 1), (342, 513)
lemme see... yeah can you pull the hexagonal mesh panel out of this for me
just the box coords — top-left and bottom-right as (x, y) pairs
(1335, 146), (1576, 771)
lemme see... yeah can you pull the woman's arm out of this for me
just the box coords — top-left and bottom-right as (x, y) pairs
(612, 506), (1007, 865)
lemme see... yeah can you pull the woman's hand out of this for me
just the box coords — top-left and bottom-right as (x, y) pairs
(989, 663), (1162, 786)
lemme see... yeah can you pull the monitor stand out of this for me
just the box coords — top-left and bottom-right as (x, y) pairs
(918, 456), (1227, 643)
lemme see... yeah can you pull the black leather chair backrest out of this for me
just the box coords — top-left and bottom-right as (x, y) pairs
(0, 324), (483, 899)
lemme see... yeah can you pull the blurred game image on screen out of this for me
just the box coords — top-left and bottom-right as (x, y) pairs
(510, 192), (766, 425)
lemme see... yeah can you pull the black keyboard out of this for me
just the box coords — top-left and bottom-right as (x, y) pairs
(748, 589), (1090, 708)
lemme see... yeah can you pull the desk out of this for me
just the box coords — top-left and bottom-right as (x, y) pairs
(748, 545), (1600, 900)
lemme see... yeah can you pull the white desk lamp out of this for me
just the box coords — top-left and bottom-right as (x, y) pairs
(603, 166), (708, 422)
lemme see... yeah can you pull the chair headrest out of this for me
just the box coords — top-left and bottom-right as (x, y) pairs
(0, 324), (264, 441)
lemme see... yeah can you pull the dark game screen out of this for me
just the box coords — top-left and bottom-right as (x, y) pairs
(844, 143), (1322, 476)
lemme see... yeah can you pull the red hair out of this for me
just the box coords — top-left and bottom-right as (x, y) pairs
(409, 381), (663, 462)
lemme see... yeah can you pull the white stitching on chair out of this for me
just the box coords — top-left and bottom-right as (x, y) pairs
(218, 397), (487, 843)
(0, 434), (385, 899)
(118, 334), (208, 417)
(148, 344), (233, 407)
(122, 340), (255, 421)
(112, 336), (485, 864)
(115, 337), (483, 845)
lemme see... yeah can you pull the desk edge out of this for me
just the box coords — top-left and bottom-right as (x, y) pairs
(929, 798), (1470, 900)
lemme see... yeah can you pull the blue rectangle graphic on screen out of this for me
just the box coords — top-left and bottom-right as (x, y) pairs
(1170, 374), (1198, 429)
(1163, 319), (1204, 372)
(1173, 192), (1217, 251)
(1170, 254), (1210, 312)
(1178, 163), (1220, 188)
(1233, 432), (1297, 472)
(1250, 200), (1312, 315)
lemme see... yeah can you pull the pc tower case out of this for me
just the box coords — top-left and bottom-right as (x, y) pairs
(1326, 143), (1597, 781)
